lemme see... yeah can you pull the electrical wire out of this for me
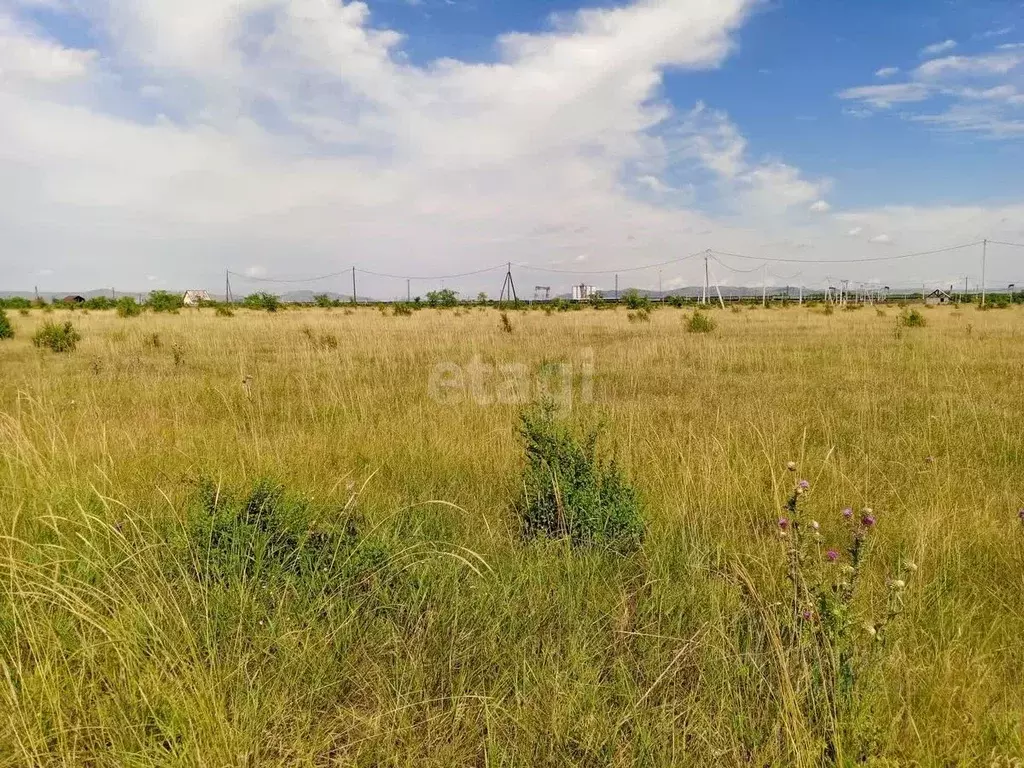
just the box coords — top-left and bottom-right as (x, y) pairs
(711, 241), (982, 265)
(515, 250), (706, 275)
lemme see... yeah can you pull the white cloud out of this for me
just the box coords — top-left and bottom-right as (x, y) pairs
(875, 67), (899, 78)
(868, 233), (892, 244)
(920, 39), (957, 57)
(846, 227), (863, 237)
(914, 52), (1024, 79)
(574, 254), (587, 262)
(809, 200), (831, 213)
(838, 83), (932, 107)
(0, 14), (97, 82)
(981, 27), (1013, 39)
(1, 0), (1024, 294)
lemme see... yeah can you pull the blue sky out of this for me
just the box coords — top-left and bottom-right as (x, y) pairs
(1, 0), (1023, 295)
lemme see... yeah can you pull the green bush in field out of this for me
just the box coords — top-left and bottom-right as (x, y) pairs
(900, 308), (927, 328)
(517, 402), (644, 552)
(146, 290), (184, 313)
(0, 309), (13, 340)
(686, 310), (715, 334)
(243, 292), (280, 312)
(0, 296), (32, 310)
(187, 479), (399, 594)
(116, 297), (142, 317)
(32, 321), (80, 352)
(622, 289), (651, 311)
(215, 305), (235, 317)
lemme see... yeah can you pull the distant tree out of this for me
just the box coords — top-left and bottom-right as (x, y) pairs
(147, 290), (185, 313)
(622, 289), (651, 311)
(0, 309), (13, 340)
(477, 292), (489, 305)
(314, 294), (339, 308)
(243, 292), (281, 312)
(426, 288), (459, 308)
(0, 297), (32, 310)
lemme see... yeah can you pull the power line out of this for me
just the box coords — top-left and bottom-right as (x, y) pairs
(513, 250), (706, 275)
(355, 264), (507, 280)
(711, 241), (982, 265)
(988, 240), (1024, 249)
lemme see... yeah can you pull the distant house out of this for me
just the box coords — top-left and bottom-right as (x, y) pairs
(925, 289), (952, 306)
(182, 290), (211, 306)
(62, 295), (85, 305)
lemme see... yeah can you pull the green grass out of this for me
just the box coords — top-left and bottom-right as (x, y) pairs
(0, 305), (1022, 765)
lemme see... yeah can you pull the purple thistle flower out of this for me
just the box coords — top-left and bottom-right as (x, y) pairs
(862, 514), (876, 528)
(841, 507), (853, 520)
(826, 549), (839, 562)
(802, 608), (813, 621)
(925, 456), (935, 464)
(778, 517), (789, 531)
(799, 479), (810, 490)
(1018, 508), (1024, 523)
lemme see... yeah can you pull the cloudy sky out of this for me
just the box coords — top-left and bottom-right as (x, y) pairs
(2, 0), (1024, 298)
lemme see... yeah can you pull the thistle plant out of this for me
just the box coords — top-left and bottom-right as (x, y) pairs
(767, 462), (915, 762)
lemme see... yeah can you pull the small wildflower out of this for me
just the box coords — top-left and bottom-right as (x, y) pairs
(810, 520), (820, 530)
(841, 564), (855, 575)
(863, 622), (877, 638)
(778, 517), (789, 531)
(1018, 509), (1024, 524)
(862, 513), (876, 528)
(925, 456), (934, 464)
(802, 608), (813, 621)
(778, 530), (789, 539)
(796, 486), (805, 496)
(842, 507), (853, 520)
(904, 561), (918, 573)
(890, 579), (906, 590)
(786, 461), (796, 472)
(799, 479), (810, 490)
(826, 549), (839, 562)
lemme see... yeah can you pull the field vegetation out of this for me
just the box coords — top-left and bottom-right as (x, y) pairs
(1, 304), (1022, 766)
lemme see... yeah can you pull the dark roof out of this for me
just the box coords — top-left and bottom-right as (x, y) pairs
(62, 295), (85, 303)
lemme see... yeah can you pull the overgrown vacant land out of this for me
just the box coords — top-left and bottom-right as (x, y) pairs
(1, 305), (1023, 766)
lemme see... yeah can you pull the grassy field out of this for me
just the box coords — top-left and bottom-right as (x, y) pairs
(1, 303), (1022, 766)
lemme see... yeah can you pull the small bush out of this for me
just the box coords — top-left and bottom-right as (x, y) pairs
(900, 308), (927, 328)
(622, 289), (651, 311)
(32, 321), (80, 352)
(215, 305), (235, 317)
(627, 308), (651, 323)
(144, 333), (162, 349)
(116, 297), (142, 317)
(426, 288), (459, 308)
(686, 310), (715, 334)
(243, 292), (280, 312)
(500, 311), (513, 333)
(823, 304), (835, 316)
(392, 303), (413, 317)
(516, 402), (644, 553)
(0, 309), (13, 340)
(147, 290), (184, 313)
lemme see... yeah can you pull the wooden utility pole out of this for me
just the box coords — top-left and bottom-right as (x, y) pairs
(351, 267), (357, 305)
(981, 239), (988, 307)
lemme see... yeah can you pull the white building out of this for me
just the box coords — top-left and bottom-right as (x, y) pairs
(182, 290), (212, 306)
(572, 284), (599, 302)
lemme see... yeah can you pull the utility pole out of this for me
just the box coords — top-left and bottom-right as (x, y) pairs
(34, 285), (39, 302)
(111, 287), (115, 300)
(226, 270), (231, 303)
(762, 264), (767, 308)
(799, 285), (803, 305)
(614, 274), (619, 301)
(981, 239), (988, 307)
(703, 250), (710, 305)
(658, 269), (662, 296)
(351, 267), (357, 305)
(407, 278), (411, 302)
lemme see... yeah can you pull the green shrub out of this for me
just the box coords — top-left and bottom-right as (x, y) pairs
(627, 308), (651, 323)
(686, 310), (715, 333)
(426, 288), (459, 308)
(516, 402), (644, 553)
(0, 309), (13, 340)
(314, 294), (341, 308)
(622, 289), (651, 310)
(83, 296), (115, 310)
(900, 308), (927, 327)
(243, 292), (281, 312)
(215, 305), (235, 317)
(116, 297), (142, 317)
(500, 311), (513, 333)
(146, 290), (184, 313)
(32, 321), (80, 352)
(0, 296), (32, 310)
(392, 303), (413, 316)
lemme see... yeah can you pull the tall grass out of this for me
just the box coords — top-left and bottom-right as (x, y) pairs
(0, 306), (1022, 765)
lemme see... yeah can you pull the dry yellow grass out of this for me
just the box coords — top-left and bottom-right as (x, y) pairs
(1, 303), (1022, 765)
